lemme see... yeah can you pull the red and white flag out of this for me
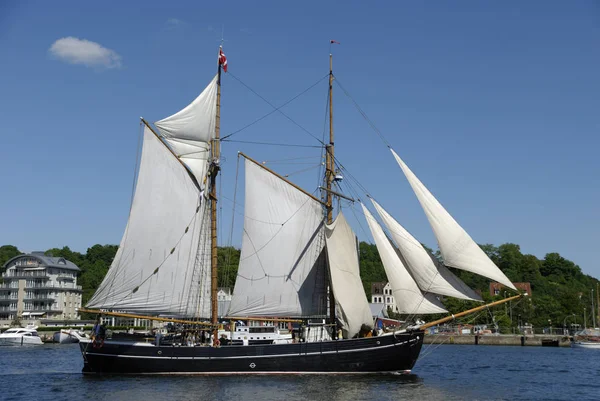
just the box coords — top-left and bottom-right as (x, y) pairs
(219, 48), (228, 72)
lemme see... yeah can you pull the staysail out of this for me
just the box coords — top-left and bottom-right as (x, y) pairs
(227, 159), (328, 317)
(361, 203), (447, 314)
(87, 126), (212, 316)
(370, 198), (481, 301)
(390, 149), (516, 291)
(325, 212), (373, 338)
(155, 75), (218, 185)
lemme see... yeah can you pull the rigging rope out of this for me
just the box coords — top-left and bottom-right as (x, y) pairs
(221, 139), (321, 148)
(317, 82), (330, 199)
(222, 155), (241, 289)
(334, 76), (392, 149)
(282, 163), (323, 178)
(226, 72), (326, 145)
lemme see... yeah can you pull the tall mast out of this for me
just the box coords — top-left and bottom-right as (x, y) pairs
(593, 288), (597, 329)
(210, 46), (223, 342)
(326, 50), (336, 336)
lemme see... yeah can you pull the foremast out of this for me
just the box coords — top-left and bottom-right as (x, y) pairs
(326, 50), (337, 336)
(210, 46), (223, 342)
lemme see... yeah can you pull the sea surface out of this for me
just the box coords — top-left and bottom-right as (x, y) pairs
(0, 343), (598, 401)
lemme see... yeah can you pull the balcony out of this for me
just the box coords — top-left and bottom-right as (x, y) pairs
(0, 284), (20, 290)
(25, 283), (82, 292)
(23, 307), (63, 313)
(24, 295), (56, 301)
(56, 274), (75, 281)
(4, 271), (49, 279)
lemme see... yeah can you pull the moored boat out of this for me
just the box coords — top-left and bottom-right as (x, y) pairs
(53, 329), (87, 344)
(572, 328), (600, 349)
(0, 325), (43, 346)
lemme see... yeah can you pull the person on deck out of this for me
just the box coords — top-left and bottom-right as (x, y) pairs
(91, 316), (106, 348)
(155, 329), (162, 347)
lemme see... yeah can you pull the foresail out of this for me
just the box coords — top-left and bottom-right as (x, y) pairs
(155, 75), (217, 185)
(361, 204), (447, 314)
(370, 199), (481, 301)
(390, 149), (516, 291)
(87, 127), (211, 316)
(227, 159), (327, 317)
(325, 213), (373, 338)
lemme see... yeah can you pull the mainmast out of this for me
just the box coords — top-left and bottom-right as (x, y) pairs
(326, 49), (336, 336)
(210, 46), (223, 342)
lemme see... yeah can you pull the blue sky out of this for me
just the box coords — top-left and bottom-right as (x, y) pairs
(1, 1), (598, 278)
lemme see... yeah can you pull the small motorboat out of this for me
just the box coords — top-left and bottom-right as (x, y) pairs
(0, 325), (43, 346)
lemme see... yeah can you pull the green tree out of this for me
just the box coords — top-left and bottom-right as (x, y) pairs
(218, 246), (240, 289)
(0, 245), (21, 267)
(358, 242), (387, 295)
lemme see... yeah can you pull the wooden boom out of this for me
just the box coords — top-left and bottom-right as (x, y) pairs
(420, 293), (526, 330)
(224, 316), (303, 323)
(78, 308), (216, 327)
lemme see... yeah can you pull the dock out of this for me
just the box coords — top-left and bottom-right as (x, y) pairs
(424, 333), (571, 347)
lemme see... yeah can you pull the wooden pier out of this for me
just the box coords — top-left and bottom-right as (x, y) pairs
(424, 333), (571, 347)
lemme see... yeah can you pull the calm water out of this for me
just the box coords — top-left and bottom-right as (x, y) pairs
(0, 343), (598, 401)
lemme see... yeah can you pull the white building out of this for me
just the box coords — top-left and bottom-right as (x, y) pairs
(0, 252), (82, 327)
(370, 281), (398, 314)
(217, 287), (232, 318)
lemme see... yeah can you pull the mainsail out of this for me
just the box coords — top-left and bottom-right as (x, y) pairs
(324, 213), (373, 338)
(370, 198), (481, 301)
(361, 203), (447, 314)
(390, 149), (516, 291)
(227, 159), (328, 317)
(155, 75), (218, 185)
(87, 126), (212, 316)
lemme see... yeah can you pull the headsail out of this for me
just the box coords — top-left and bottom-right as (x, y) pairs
(325, 212), (373, 338)
(155, 75), (218, 185)
(370, 198), (481, 301)
(361, 203), (447, 314)
(390, 149), (516, 291)
(87, 126), (212, 316)
(227, 159), (327, 317)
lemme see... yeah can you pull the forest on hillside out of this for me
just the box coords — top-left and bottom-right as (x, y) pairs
(1, 242), (598, 331)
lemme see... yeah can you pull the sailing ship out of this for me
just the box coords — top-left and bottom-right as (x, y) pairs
(78, 45), (522, 374)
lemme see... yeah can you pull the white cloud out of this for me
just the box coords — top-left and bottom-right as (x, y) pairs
(167, 18), (183, 26)
(49, 37), (122, 69)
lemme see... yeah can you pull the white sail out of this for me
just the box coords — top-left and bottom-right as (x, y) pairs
(390, 149), (516, 291)
(87, 126), (211, 316)
(370, 199), (481, 301)
(325, 213), (373, 338)
(361, 203), (447, 314)
(227, 159), (327, 317)
(155, 75), (217, 184)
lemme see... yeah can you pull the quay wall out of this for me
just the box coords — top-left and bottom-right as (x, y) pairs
(424, 334), (571, 347)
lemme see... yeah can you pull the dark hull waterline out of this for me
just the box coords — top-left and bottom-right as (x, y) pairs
(80, 330), (424, 375)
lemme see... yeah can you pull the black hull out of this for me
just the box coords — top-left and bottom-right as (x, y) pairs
(80, 330), (424, 374)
